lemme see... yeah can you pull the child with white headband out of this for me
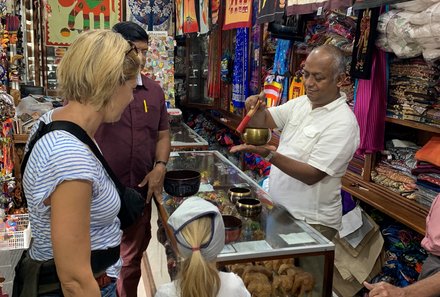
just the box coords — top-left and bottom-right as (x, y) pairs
(155, 197), (250, 297)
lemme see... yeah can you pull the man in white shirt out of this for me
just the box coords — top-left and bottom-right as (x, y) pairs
(231, 44), (360, 240)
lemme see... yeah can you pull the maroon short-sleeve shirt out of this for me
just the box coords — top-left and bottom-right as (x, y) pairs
(95, 75), (169, 196)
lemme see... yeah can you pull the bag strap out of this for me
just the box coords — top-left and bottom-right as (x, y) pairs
(21, 120), (124, 192)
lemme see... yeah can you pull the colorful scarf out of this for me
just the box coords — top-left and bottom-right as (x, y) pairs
(232, 28), (249, 108)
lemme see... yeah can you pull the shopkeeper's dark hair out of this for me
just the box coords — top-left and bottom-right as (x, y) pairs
(112, 21), (149, 43)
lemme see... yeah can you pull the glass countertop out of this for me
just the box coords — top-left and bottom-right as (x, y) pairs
(170, 122), (208, 148)
(163, 151), (334, 262)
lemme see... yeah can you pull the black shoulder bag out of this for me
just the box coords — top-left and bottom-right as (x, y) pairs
(21, 120), (146, 230)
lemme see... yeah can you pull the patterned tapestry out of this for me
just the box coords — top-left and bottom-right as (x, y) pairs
(45, 0), (122, 46)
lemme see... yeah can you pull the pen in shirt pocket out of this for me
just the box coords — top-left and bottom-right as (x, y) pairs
(143, 99), (148, 112)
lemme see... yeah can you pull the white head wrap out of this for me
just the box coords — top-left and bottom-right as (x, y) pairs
(167, 197), (225, 262)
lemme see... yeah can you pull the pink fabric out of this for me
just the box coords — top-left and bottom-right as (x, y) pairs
(422, 194), (440, 256)
(354, 48), (387, 154)
(117, 203), (152, 297)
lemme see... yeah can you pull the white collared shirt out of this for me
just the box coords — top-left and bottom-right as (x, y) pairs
(136, 73), (143, 86)
(268, 93), (360, 230)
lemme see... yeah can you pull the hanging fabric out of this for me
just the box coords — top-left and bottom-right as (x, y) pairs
(183, 0), (199, 33)
(175, 0), (184, 35)
(286, 0), (351, 16)
(250, 0), (261, 95)
(288, 75), (305, 100)
(257, 0), (285, 24)
(273, 39), (292, 104)
(223, 0), (252, 30)
(264, 75), (283, 107)
(211, 0), (221, 25)
(354, 47), (387, 154)
(198, 0), (209, 34)
(350, 7), (380, 79)
(208, 28), (221, 98)
(232, 28), (249, 108)
(128, 0), (173, 31)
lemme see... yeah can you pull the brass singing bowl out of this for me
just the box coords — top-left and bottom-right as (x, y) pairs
(236, 198), (262, 218)
(228, 187), (252, 204)
(241, 128), (271, 146)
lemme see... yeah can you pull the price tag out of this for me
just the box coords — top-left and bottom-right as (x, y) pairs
(347, 6), (353, 16)
(317, 6), (323, 16)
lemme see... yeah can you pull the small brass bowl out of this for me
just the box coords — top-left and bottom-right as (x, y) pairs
(241, 128), (271, 146)
(236, 198), (262, 218)
(228, 187), (252, 204)
(222, 215), (242, 244)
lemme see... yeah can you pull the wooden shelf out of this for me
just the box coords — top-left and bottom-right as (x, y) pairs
(206, 110), (241, 135)
(386, 117), (440, 134)
(342, 172), (428, 235)
(13, 134), (29, 144)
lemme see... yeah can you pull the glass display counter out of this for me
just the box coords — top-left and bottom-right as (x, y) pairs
(158, 151), (335, 297)
(170, 122), (208, 151)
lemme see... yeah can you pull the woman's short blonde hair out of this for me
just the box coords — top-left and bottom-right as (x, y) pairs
(57, 29), (140, 110)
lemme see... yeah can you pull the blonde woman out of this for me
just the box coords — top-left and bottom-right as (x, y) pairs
(155, 197), (250, 297)
(15, 30), (140, 297)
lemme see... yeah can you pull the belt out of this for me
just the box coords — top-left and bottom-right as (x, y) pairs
(95, 273), (116, 289)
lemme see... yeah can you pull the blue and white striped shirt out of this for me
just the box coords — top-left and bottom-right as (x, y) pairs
(23, 110), (122, 277)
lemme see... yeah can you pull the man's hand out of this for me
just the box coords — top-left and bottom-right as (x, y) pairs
(245, 91), (266, 112)
(230, 144), (276, 157)
(364, 281), (406, 297)
(138, 165), (166, 203)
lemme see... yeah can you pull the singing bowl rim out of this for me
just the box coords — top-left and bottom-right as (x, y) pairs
(164, 170), (201, 181)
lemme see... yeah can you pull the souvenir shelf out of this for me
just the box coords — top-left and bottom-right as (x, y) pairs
(158, 151), (335, 297)
(342, 118), (440, 235)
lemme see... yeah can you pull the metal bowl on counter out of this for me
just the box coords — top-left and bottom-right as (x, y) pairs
(236, 198), (262, 218)
(163, 170), (201, 197)
(228, 187), (252, 204)
(241, 128), (272, 146)
(222, 215), (242, 244)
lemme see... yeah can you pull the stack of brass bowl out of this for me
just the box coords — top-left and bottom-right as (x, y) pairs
(228, 187), (252, 204)
(241, 128), (271, 146)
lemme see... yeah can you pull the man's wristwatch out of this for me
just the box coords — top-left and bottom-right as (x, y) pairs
(263, 151), (275, 162)
(155, 160), (167, 167)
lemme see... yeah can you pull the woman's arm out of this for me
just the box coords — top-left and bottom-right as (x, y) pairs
(50, 180), (100, 297)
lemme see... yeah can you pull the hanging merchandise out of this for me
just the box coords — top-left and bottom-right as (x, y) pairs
(175, 0), (184, 35)
(46, 0), (122, 46)
(249, 0), (261, 95)
(273, 38), (292, 104)
(183, 0), (199, 33)
(220, 51), (232, 83)
(143, 31), (175, 107)
(199, 0), (209, 34)
(208, 28), (221, 98)
(350, 8), (380, 79)
(211, 0), (220, 25)
(232, 28), (249, 109)
(128, 0), (172, 31)
(286, 0), (350, 16)
(223, 0), (252, 30)
(257, 0), (284, 24)
(263, 75), (283, 107)
(288, 74), (305, 100)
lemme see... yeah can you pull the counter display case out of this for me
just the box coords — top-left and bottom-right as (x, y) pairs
(159, 151), (335, 297)
(170, 122), (208, 151)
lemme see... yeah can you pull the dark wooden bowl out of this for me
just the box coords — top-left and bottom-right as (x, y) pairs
(164, 170), (201, 197)
(222, 215), (242, 244)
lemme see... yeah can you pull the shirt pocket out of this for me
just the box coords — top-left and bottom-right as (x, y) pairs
(294, 125), (321, 159)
